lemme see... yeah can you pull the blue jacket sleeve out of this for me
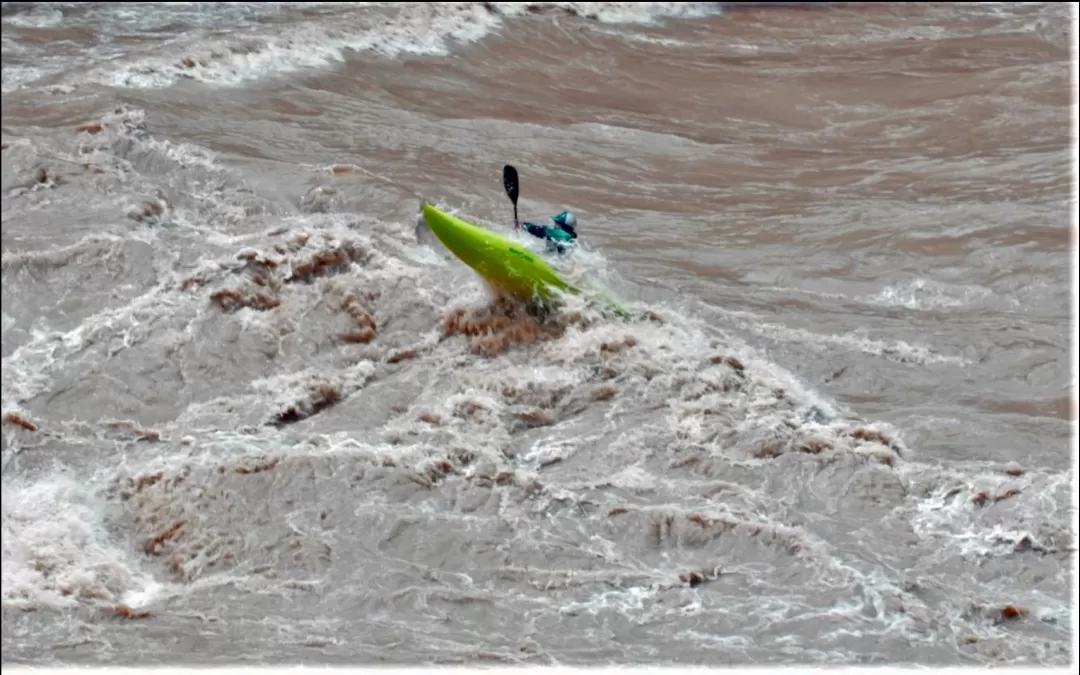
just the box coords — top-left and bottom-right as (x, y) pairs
(522, 221), (548, 240)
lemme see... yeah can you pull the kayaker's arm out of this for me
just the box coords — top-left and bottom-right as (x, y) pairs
(521, 221), (548, 240)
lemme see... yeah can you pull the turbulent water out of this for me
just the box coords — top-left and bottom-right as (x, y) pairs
(1, 1), (1077, 667)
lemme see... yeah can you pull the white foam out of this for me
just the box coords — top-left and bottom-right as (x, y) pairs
(729, 313), (971, 367)
(867, 278), (993, 311)
(1, 473), (163, 610)
(1, 5), (64, 29)
(67, 2), (724, 90)
(0, 64), (56, 94)
(494, 1), (718, 24)
(908, 466), (1072, 560)
(92, 4), (505, 89)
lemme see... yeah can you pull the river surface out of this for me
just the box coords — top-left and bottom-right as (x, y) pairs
(1, 1), (1077, 667)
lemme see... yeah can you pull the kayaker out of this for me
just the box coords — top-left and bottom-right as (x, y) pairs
(502, 165), (578, 255)
(521, 210), (578, 254)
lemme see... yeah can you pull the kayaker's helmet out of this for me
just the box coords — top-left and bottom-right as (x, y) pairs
(553, 210), (577, 238)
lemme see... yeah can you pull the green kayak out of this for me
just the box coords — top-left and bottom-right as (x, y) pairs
(421, 203), (629, 317)
(421, 203), (576, 301)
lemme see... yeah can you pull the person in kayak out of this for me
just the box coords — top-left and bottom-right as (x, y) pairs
(521, 210), (578, 254)
(502, 165), (578, 254)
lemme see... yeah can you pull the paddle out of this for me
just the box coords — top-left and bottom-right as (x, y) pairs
(502, 164), (520, 230)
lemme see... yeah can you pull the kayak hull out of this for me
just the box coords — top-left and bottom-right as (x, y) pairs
(421, 203), (577, 302)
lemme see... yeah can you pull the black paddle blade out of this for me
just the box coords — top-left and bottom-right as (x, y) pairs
(502, 165), (519, 204)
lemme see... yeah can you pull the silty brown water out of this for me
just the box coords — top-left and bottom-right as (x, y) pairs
(1, 1), (1076, 667)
